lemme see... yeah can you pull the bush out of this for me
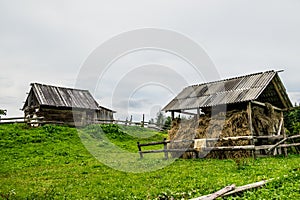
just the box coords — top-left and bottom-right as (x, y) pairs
(284, 108), (300, 135)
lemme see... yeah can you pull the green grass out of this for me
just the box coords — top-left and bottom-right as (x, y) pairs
(0, 123), (299, 199)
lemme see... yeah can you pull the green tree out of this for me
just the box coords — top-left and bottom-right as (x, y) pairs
(155, 110), (165, 126)
(284, 106), (300, 135)
(163, 116), (172, 130)
(148, 118), (154, 124)
(0, 109), (7, 116)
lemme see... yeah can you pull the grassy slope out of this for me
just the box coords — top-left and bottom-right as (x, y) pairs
(0, 124), (299, 199)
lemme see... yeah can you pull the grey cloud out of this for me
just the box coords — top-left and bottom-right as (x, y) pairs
(0, 0), (299, 118)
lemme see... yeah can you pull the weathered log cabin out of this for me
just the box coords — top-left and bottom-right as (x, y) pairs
(22, 83), (115, 126)
(163, 70), (293, 158)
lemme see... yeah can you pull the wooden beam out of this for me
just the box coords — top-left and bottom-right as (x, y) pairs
(137, 142), (143, 159)
(218, 136), (254, 141)
(247, 102), (256, 159)
(140, 136), (255, 146)
(0, 121), (25, 124)
(222, 179), (273, 197)
(197, 107), (200, 120)
(163, 138), (168, 159)
(279, 143), (300, 148)
(247, 102), (253, 136)
(281, 111), (288, 157)
(255, 135), (284, 139)
(179, 110), (198, 116)
(277, 116), (283, 136)
(191, 179), (274, 200)
(190, 184), (236, 200)
(271, 79), (288, 108)
(267, 134), (300, 153)
(286, 106), (300, 111)
(139, 141), (166, 147)
(207, 145), (255, 151)
(0, 117), (25, 120)
(141, 145), (255, 154)
(171, 111), (174, 120)
(251, 101), (283, 112)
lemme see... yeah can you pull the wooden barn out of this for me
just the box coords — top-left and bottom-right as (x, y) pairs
(22, 83), (115, 126)
(162, 70), (294, 158)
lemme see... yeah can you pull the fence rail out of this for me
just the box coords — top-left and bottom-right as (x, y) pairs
(0, 117), (45, 125)
(137, 134), (300, 159)
(0, 117), (164, 131)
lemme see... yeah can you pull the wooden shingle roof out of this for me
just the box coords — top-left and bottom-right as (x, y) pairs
(23, 83), (101, 110)
(163, 70), (292, 111)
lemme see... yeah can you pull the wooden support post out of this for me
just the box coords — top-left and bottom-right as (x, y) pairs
(247, 102), (256, 159)
(281, 111), (288, 157)
(275, 114), (283, 155)
(137, 142), (143, 159)
(197, 107), (200, 120)
(163, 138), (168, 159)
(171, 111), (174, 120)
(277, 117), (283, 136)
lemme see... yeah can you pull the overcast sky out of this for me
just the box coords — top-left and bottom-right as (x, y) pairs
(1, 0), (300, 121)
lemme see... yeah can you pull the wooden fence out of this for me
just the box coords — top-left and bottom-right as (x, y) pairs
(137, 134), (300, 159)
(0, 117), (164, 131)
(94, 119), (164, 130)
(0, 117), (25, 124)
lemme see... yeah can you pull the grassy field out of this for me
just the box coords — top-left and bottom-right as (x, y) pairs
(0, 124), (299, 199)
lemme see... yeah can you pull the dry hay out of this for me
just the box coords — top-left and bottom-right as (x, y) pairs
(168, 104), (281, 159)
(252, 103), (280, 137)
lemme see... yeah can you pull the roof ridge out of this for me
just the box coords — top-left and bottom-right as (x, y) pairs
(31, 82), (89, 92)
(189, 70), (276, 87)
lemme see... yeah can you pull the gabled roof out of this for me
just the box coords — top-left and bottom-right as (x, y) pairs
(23, 83), (101, 110)
(163, 70), (292, 111)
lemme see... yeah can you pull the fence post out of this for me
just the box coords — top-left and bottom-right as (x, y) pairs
(141, 114), (145, 127)
(163, 138), (168, 159)
(130, 115), (132, 126)
(137, 142), (143, 159)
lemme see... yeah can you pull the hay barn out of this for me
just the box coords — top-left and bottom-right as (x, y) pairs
(22, 83), (115, 126)
(162, 70), (293, 158)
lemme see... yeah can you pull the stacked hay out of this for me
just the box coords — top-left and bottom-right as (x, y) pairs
(206, 110), (251, 159)
(168, 110), (251, 159)
(168, 105), (281, 159)
(252, 103), (280, 136)
(168, 118), (198, 159)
